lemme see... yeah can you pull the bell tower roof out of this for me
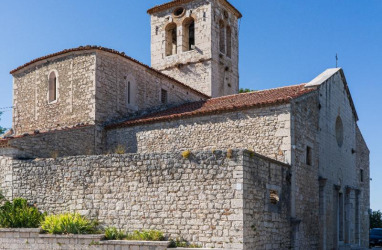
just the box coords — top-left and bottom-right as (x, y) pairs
(147, 0), (242, 18)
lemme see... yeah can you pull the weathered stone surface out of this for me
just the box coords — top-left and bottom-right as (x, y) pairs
(0, 150), (291, 249)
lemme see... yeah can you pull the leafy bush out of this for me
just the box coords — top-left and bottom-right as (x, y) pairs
(41, 213), (98, 234)
(105, 227), (126, 240)
(371, 210), (382, 229)
(125, 230), (164, 241)
(0, 198), (45, 228)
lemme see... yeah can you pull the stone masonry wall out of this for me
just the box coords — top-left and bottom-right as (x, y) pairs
(150, 0), (239, 97)
(106, 105), (292, 163)
(316, 72), (369, 250)
(95, 51), (206, 125)
(356, 125), (370, 248)
(0, 150), (291, 250)
(243, 152), (292, 250)
(12, 52), (96, 136)
(6, 125), (97, 158)
(290, 92), (320, 249)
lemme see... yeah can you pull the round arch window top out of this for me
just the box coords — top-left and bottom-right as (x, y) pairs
(173, 7), (185, 17)
(335, 116), (344, 147)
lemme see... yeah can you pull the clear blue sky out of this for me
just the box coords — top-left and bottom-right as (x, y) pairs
(0, 0), (380, 209)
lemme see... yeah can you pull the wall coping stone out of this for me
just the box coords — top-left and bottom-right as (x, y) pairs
(39, 234), (105, 240)
(0, 228), (41, 233)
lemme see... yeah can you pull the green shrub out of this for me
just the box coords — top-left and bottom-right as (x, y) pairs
(125, 230), (164, 241)
(41, 213), (98, 234)
(0, 198), (45, 228)
(168, 238), (202, 248)
(105, 227), (126, 240)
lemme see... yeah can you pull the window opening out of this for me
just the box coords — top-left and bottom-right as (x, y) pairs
(127, 81), (131, 104)
(226, 25), (232, 58)
(183, 18), (195, 51)
(270, 190), (279, 205)
(48, 71), (57, 103)
(306, 146), (312, 166)
(219, 20), (225, 54)
(166, 23), (177, 56)
(161, 89), (168, 104)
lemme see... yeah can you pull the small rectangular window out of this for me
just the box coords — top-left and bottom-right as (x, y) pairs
(360, 169), (364, 182)
(161, 89), (168, 104)
(306, 146), (312, 166)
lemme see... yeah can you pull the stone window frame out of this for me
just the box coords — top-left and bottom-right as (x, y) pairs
(47, 69), (59, 105)
(165, 22), (178, 57)
(125, 74), (138, 111)
(182, 17), (195, 52)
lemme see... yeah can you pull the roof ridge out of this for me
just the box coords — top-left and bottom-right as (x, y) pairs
(10, 45), (210, 99)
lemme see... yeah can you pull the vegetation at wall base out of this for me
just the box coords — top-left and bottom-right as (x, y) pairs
(370, 210), (382, 229)
(104, 227), (164, 241)
(168, 238), (202, 248)
(105, 227), (127, 240)
(41, 213), (99, 234)
(0, 197), (45, 228)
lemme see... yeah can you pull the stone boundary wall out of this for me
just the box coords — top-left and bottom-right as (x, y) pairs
(0, 150), (291, 249)
(0, 228), (169, 250)
(106, 105), (292, 163)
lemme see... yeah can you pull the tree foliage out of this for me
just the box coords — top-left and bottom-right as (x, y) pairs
(239, 88), (254, 93)
(0, 111), (5, 135)
(370, 210), (382, 229)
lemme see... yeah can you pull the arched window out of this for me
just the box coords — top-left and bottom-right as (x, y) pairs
(48, 71), (57, 103)
(226, 25), (232, 58)
(183, 18), (195, 51)
(165, 23), (177, 56)
(126, 75), (137, 109)
(219, 20), (225, 54)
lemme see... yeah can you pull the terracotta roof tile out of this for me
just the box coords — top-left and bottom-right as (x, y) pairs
(10, 46), (209, 99)
(147, 0), (242, 18)
(106, 83), (315, 129)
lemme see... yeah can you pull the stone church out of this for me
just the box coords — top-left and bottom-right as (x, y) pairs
(0, 0), (370, 249)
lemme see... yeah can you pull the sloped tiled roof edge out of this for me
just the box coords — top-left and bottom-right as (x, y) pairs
(106, 83), (316, 130)
(10, 46), (210, 99)
(147, 0), (242, 18)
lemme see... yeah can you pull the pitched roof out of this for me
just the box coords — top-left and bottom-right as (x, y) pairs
(106, 83), (315, 129)
(147, 0), (242, 18)
(9, 46), (210, 99)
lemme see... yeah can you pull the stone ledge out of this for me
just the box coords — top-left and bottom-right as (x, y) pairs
(0, 228), (41, 233)
(39, 233), (104, 240)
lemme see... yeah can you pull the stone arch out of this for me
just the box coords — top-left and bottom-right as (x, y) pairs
(182, 17), (195, 52)
(165, 22), (177, 56)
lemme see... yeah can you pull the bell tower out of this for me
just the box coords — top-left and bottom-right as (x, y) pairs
(148, 0), (242, 98)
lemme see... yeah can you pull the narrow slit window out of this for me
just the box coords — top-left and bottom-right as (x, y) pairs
(219, 20), (225, 54)
(306, 146), (312, 166)
(360, 169), (364, 182)
(226, 25), (232, 58)
(161, 89), (168, 104)
(48, 71), (57, 103)
(127, 81), (131, 104)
